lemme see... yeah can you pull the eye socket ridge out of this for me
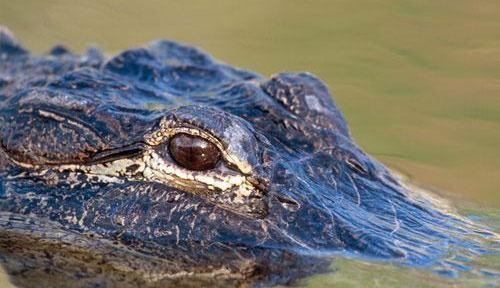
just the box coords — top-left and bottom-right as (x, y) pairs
(145, 124), (251, 175)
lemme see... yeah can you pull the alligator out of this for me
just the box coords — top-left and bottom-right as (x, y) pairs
(0, 27), (497, 287)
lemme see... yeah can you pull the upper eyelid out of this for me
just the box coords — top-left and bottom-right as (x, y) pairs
(145, 125), (224, 150)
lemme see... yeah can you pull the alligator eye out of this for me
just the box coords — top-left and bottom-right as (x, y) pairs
(168, 133), (221, 171)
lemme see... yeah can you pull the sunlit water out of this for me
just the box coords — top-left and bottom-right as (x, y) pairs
(0, 1), (499, 287)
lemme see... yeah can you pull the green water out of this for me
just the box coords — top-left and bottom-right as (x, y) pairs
(0, 1), (499, 287)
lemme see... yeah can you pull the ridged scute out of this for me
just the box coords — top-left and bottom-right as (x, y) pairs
(0, 26), (27, 57)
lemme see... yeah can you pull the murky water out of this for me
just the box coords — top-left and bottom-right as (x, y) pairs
(0, 1), (499, 287)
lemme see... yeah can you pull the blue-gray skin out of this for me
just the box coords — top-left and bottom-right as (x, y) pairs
(0, 27), (497, 287)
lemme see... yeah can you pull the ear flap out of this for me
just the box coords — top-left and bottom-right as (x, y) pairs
(261, 73), (350, 138)
(0, 26), (28, 57)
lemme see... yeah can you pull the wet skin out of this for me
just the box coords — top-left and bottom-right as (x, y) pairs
(0, 27), (496, 287)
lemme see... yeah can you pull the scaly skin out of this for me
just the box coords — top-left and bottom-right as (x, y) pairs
(0, 27), (497, 287)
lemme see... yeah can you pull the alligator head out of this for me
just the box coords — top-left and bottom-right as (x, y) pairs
(0, 27), (496, 287)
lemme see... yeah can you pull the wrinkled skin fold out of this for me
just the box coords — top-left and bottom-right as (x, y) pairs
(0, 27), (498, 287)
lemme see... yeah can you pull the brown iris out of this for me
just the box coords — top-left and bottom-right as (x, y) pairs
(168, 133), (221, 171)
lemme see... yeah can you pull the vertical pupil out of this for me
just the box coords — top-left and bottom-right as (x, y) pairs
(168, 133), (221, 171)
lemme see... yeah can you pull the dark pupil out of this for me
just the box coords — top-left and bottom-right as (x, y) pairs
(168, 133), (221, 171)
